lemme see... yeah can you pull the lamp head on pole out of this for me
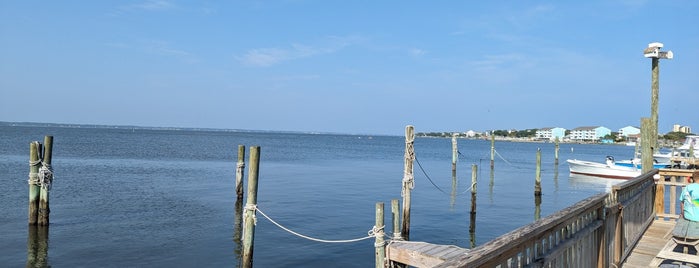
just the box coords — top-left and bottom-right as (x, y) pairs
(644, 42), (673, 59)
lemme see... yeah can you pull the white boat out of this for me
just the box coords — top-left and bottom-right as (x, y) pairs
(567, 156), (641, 179)
(677, 135), (699, 158)
(614, 158), (671, 169)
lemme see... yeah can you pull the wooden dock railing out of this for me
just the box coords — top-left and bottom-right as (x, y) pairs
(387, 169), (699, 268)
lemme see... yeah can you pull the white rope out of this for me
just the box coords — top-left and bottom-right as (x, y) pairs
(38, 162), (53, 191)
(254, 206), (377, 243)
(494, 149), (513, 166)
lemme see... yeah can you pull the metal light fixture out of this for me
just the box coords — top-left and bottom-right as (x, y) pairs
(643, 42), (673, 59)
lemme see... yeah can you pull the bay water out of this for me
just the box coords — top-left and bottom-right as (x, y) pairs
(0, 125), (634, 267)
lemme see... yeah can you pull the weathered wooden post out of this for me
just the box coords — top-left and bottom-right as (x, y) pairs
(534, 195), (542, 221)
(233, 198), (244, 262)
(236, 145), (246, 199)
(38, 135), (53, 226)
(535, 148), (542, 196)
(391, 199), (400, 239)
(470, 164), (477, 214)
(644, 42), (673, 152)
(375, 202), (385, 268)
(401, 125), (415, 240)
(241, 146), (260, 268)
(451, 134), (457, 176)
(641, 118), (653, 173)
(28, 141), (41, 225)
(490, 133), (495, 169)
(470, 164), (477, 248)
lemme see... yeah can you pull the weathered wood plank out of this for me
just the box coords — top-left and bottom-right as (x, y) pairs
(387, 241), (469, 268)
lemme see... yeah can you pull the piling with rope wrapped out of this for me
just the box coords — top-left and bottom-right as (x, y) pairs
(236, 145), (246, 199)
(401, 125), (415, 241)
(375, 202), (385, 268)
(28, 141), (41, 225)
(38, 136), (53, 226)
(241, 146), (260, 268)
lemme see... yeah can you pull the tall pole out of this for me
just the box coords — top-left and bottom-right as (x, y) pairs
(644, 42), (673, 152)
(651, 57), (659, 152)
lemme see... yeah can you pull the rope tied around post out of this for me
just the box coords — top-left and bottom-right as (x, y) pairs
(236, 161), (245, 169)
(38, 162), (53, 191)
(28, 158), (54, 191)
(244, 204), (257, 226)
(28, 159), (41, 185)
(369, 225), (386, 247)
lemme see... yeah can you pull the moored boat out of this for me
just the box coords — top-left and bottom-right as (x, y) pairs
(567, 156), (641, 179)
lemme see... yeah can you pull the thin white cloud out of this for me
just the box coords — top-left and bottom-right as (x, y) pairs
(410, 48), (426, 56)
(130, 0), (175, 11)
(239, 35), (362, 67)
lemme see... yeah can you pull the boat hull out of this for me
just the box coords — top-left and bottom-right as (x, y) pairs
(567, 159), (641, 179)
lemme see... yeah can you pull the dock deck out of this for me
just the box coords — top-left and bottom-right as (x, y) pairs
(384, 169), (699, 267)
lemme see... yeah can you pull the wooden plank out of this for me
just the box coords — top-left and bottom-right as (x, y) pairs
(387, 241), (469, 268)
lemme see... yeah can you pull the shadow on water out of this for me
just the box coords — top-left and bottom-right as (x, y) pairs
(26, 225), (49, 268)
(233, 198), (243, 267)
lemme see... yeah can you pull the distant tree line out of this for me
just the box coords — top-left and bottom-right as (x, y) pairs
(416, 129), (694, 142)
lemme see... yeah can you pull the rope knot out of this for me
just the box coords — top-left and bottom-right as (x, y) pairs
(38, 162), (53, 191)
(236, 162), (245, 169)
(368, 225), (385, 237)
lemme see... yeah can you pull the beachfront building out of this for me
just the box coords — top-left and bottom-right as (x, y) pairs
(535, 127), (566, 141)
(569, 126), (611, 142)
(673, 124), (692, 134)
(618, 126), (641, 138)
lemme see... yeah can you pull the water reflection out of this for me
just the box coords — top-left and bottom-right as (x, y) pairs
(568, 174), (623, 192)
(26, 225), (49, 268)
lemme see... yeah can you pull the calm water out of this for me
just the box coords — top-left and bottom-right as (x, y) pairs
(0, 126), (635, 267)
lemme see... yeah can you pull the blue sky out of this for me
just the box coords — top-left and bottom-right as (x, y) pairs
(1, 1), (697, 135)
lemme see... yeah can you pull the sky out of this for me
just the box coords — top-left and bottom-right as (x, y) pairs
(1, 1), (698, 136)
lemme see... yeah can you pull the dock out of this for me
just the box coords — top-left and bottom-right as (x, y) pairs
(384, 169), (699, 267)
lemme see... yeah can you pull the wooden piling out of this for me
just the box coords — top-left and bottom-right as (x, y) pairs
(391, 199), (400, 239)
(401, 125), (415, 241)
(236, 145), (246, 199)
(535, 195), (542, 221)
(375, 202), (385, 268)
(451, 134), (457, 176)
(28, 141), (40, 225)
(490, 133), (495, 169)
(641, 118), (653, 173)
(233, 198), (244, 261)
(535, 148), (542, 196)
(38, 136), (53, 226)
(241, 146), (260, 268)
(650, 57), (659, 152)
(470, 164), (477, 247)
